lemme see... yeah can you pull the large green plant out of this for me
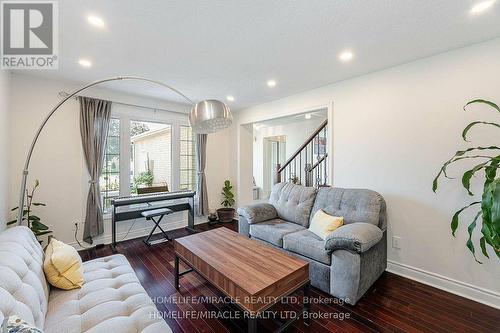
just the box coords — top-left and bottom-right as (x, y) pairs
(433, 99), (499, 263)
(7, 179), (52, 238)
(220, 180), (235, 208)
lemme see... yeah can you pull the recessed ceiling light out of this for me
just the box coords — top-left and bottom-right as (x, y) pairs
(304, 113), (312, 119)
(226, 95), (235, 102)
(267, 80), (277, 87)
(87, 15), (104, 27)
(470, 1), (496, 14)
(339, 50), (354, 62)
(78, 59), (92, 67)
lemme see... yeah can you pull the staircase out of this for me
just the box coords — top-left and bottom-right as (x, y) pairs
(274, 119), (328, 187)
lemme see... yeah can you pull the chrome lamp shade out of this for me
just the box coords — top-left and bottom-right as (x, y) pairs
(189, 99), (232, 134)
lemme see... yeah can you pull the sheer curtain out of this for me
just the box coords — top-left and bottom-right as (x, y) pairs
(79, 96), (112, 243)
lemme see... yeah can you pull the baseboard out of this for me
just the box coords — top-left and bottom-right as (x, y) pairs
(387, 260), (500, 309)
(69, 216), (208, 251)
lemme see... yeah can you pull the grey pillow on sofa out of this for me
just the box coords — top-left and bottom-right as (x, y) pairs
(324, 222), (383, 253)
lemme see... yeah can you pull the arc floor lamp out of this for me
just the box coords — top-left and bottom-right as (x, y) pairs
(16, 75), (232, 225)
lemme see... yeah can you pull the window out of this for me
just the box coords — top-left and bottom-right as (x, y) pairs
(100, 118), (120, 211)
(180, 126), (196, 190)
(130, 121), (172, 193)
(97, 108), (196, 214)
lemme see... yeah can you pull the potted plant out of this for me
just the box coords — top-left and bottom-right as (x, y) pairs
(433, 99), (499, 263)
(217, 180), (235, 223)
(7, 179), (52, 243)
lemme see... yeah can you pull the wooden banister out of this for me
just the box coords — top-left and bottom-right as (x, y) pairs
(277, 119), (327, 173)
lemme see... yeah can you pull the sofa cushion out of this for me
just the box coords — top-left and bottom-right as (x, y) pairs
(44, 254), (171, 333)
(325, 223), (383, 253)
(43, 238), (84, 290)
(0, 226), (49, 330)
(310, 187), (386, 230)
(269, 182), (317, 227)
(283, 230), (331, 265)
(250, 219), (305, 247)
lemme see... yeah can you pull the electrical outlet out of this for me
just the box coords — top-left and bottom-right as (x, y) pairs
(392, 236), (402, 249)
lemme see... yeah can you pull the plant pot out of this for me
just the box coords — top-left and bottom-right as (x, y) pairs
(217, 208), (235, 223)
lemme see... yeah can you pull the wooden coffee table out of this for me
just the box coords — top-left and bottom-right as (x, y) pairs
(174, 227), (310, 333)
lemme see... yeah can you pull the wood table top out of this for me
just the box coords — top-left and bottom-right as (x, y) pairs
(174, 227), (309, 314)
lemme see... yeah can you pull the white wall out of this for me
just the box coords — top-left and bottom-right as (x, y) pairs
(0, 70), (10, 232)
(9, 74), (232, 245)
(234, 39), (500, 308)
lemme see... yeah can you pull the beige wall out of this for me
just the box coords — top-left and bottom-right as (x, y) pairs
(8, 74), (232, 245)
(0, 70), (10, 232)
(233, 39), (500, 308)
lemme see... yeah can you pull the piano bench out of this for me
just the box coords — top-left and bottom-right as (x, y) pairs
(141, 208), (174, 246)
(141, 208), (174, 219)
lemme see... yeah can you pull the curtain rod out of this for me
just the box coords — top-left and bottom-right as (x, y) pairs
(58, 91), (189, 115)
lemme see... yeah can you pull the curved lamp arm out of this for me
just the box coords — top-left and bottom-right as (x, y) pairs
(16, 76), (195, 225)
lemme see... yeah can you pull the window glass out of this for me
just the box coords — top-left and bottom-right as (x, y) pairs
(180, 126), (196, 190)
(100, 118), (120, 211)
(130, 121), (172, 194)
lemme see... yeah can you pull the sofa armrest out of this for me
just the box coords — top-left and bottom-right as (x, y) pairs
(237, 203), (277, 224)
(325, 223), (383, 253)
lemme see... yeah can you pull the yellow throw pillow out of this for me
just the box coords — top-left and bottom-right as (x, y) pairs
(309, 209), (344, 240)
(43, 238), (84, 290)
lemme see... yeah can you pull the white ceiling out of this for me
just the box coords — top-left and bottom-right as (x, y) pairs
(27, 0), (500, 110)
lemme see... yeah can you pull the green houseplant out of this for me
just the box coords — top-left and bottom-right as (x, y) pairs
(433, 99), (499, 263)
(7, 179), (52, 241)
(217, 180), (235, 223)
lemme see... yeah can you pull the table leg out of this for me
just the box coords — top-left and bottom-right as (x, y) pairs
(248, 316), (257, 333)
(303, 282), (310, 326)
(174, 254), (180, 291)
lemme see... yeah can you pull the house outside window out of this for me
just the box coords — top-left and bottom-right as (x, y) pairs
(130, 121), (172, 193)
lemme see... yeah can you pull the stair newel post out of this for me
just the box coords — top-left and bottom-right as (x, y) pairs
(274, 163), (281, 184)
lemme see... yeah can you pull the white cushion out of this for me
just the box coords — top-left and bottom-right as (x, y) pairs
(44, 254), (171, 333)
(0, 226), (49, 330)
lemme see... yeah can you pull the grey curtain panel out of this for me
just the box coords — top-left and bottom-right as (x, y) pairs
(79, 96), (112, 244)
(196, 134), (209, 216)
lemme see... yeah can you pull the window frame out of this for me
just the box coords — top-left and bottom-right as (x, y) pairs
(96, 104), (195, 215)
(179, 125), (196, 191)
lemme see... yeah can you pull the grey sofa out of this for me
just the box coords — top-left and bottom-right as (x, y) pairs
(237, 182), (387, 305)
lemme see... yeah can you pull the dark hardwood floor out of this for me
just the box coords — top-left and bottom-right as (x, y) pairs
(80, 222), (500, 333)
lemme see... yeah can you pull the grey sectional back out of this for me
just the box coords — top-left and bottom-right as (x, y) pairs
(269, 182), (317, 227)
(310, 187), (386, 230)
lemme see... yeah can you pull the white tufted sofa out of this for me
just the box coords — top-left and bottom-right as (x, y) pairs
(0, 226), (172, 333)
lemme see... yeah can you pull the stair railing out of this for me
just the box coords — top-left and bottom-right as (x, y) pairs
(275, 119), (328, 187)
